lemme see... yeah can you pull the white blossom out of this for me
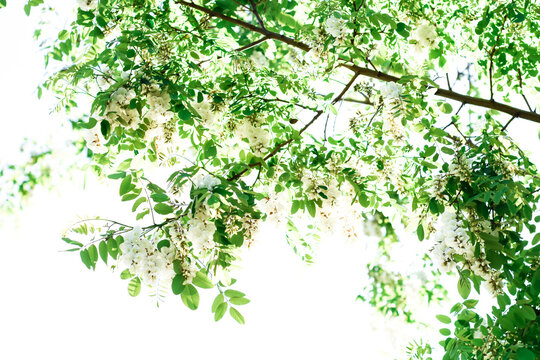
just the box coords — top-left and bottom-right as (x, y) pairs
(118, 226), (176, 288)
(381, 83), (403, 101)
(77, 0), (98, 11)
(105, 87), (140, 130)
(412, 22), (438, 52)
(237, 123), (271, 158)
(325, 15), (348, 39)
(83, 128), (107, 154)
(192, 172), (220, 190)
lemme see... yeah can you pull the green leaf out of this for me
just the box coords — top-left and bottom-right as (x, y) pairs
(119, 174), (132, 196)
(224, 289), (246, 298)
(108, 171), (126, 179)
(439, 328), (451, 336)
(463, 299), (479, 308)
(192, 271), (214, 289)
(181, 284), (200, 310)
(229, 297), (250, 306)
(117, 158), (132, 171)
(98, 241), (108, 264)
(154, 203), (174, 215)
(178, 109), (191, 121)
(172, 259), (183, 274)
(122, 193), (139, 201)
(150, 193), (170, 202)
(479, 232), (503, 251)
(214, 302), (228, 321)
(211, 294), (224, 312)
(229, 307), (245, 324)
(306, 201), (316, 217)
(458, 277), (471, 299)
(441, 146), (454, 155)
(132, 197), (146, 212)
(440, 102), (453, 114)
(80, 249), (92, 269)
(416, 223), (424, 241)
(436, 314), (452, 324)
(107, 237), (119, 259)
(516, 348), (535, 360)
(62, 237), (83, 247)
(100, 120), (111, 138)
(156, 240), (170, 251)
(58, 30), (69, 40)
(172, 274), (186, 295)
(532, 233), (540, 245)
(520, 305), (536, 321)
(120, 269), (134, 279)
(87, 244), (98, 267)
(128, 277), (141, 297)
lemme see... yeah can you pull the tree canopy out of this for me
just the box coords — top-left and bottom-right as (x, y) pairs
(2, 0), (540, 358)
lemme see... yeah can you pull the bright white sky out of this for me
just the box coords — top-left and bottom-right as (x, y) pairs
(1, 3), (538, 360)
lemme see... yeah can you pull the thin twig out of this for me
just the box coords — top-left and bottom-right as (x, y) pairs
(501, 116), (516, 132)
(235, 36), (268, 52)
(248, 0), (266, 29)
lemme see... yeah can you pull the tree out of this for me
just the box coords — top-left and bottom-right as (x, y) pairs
(3, 0), (540, 358)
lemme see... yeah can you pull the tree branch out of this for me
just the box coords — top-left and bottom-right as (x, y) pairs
(248, 0), (265, 29)
(176, 1), (540, 124)
(227, 72), (361, 181)
(235, 36), (268, 52)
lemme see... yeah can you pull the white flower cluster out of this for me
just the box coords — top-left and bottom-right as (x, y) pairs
(302, 28), (328, 66)
(325, 15), (349, 41)
(77, 0), (98, 11)
(119, 226), (176, 288)
(143, 84), (175, 124)
(83, 128), (107, 154)
(104, 87), (140, 129)
(311, 179), (364, 241)
(430, 211), (503, 295)
(256, 189), (290, 227)
(191, 97), (221, 127)
(187, 204), (217, 255)
(192, 171), (220, 190)
(237, 122), (271, 158)
(448, 154), (473, 183)
(381, 83), (402, 101)
(380, 83), (405, 143)
(169, 223), (197, 285)
(411, 21), (438, 53)
(104, 84), (174, 131)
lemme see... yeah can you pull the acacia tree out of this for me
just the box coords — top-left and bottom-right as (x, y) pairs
(4, 0), (540, 358)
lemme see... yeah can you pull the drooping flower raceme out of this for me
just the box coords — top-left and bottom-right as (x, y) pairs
(118, 226), (176, 288)
(430, 211), (503, 295)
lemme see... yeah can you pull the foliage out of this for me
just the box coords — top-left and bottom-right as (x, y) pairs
(5, 0), (540, 357)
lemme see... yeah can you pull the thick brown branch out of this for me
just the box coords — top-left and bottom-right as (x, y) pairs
(176, 1), (540, 124)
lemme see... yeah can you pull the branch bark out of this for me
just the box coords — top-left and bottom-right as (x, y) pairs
(176, 0), (540, 125)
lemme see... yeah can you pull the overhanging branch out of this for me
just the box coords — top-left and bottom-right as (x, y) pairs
(177, 0), (540, 125)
